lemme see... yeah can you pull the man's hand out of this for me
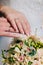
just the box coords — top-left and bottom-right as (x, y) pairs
(0, 6), (31, 36)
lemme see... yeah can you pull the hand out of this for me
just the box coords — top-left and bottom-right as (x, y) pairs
(0, 6), (31, 36)
(0, 17), (10, 31)
(0, 17), (27, 38)
(0, 17), (15, 37)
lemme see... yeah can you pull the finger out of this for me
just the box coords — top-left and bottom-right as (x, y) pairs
(21, 20), (30, 36)
(0, 22), (10, 27)
(0, 26), (15, 32)
(4, 21), (10, 27)
(0, 17), (10, 27)
(8, 27), (15, 32)
(0, 31), (26, 38)
(15, 19), (24, 34)
(7, 17), (19, 32)
(12, 20), (19, 32)
(21, 15), (31, 35)
(0, 17), (5, 20)
(24, 19), (31, 35)
(0, 26), (10, 31)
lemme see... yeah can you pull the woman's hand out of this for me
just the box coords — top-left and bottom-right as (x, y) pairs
(0, 6), (31, 36)
(0, 17), (10, 31)
(0, 17), (27, 38)
(0, 17), (15, 37)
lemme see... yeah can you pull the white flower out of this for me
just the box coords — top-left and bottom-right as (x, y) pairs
(14, 47), (20, 53)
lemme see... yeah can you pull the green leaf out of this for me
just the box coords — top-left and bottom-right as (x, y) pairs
(15, 39), (22, 43)
(3, 63), (6, 65)
(28, 61), (33, 65)
(29, 49), (36, 56)
(8, 57), (15, 64)
(1, 50), (6, 59)
(24, 40), (29, 46)
(6, 47), (15, 54)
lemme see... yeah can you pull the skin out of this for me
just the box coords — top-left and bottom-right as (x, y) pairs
(0, 6), (31, 37)
(0, 17), (14, 32)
